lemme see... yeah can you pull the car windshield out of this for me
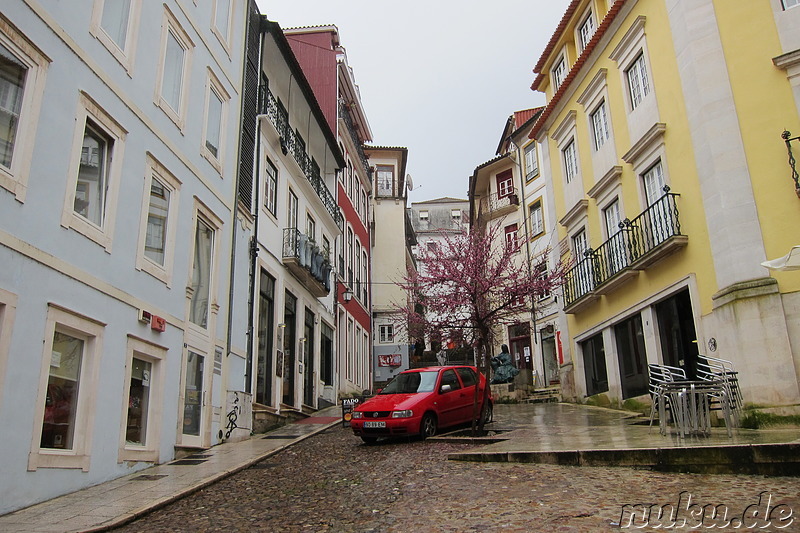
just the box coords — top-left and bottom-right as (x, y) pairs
(380, 371), (438, 394)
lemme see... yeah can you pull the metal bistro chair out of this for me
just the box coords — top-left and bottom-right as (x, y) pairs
(648, 364), (686, 436)
(696, 354), (742, 428)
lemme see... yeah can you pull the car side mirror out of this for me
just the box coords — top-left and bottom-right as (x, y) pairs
(440, 384), (452, 393)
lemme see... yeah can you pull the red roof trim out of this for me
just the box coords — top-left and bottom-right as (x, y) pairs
(532, 0), (583, 75)
(530, 0), (627, 140)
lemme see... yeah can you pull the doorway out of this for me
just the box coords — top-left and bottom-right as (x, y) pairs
(283, 292), (297, 406)
(256, 270), (275, 406)
(614, 313), (648, 398)
(655, 289), (699, 378)
(303, 308), (315, 407)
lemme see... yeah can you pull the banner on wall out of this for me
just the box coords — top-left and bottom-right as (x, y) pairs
(378, 354), (402, 367)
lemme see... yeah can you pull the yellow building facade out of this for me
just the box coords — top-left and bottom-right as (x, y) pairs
(531, 0), (800, 408)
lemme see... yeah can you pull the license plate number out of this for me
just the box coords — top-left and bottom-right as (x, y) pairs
(363, 421), (386, 428)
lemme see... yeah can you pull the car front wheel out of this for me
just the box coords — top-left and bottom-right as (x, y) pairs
(420, 413), (438, 439)
(482, 402), (493, 424)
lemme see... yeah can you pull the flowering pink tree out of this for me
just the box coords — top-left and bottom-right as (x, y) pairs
(395, 223), (570, 434)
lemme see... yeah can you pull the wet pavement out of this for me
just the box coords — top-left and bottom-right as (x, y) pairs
(0, 402), (798, 532)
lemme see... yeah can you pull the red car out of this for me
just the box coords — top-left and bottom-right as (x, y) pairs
(351, 366), (493, 443)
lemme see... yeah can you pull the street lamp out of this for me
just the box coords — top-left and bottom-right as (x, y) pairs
(781, 130), (800, 197)
(343, 288), (354, 302)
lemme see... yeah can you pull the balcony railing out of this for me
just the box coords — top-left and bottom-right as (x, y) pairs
(338, 99), (372, 179)
(282, 228), (332, 297)
(478, 189), (519, 222)
(563, 189), (687, 312)
(261, 84), (342, 229)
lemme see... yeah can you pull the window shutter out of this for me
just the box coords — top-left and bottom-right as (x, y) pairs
(236, 1), (261, 210)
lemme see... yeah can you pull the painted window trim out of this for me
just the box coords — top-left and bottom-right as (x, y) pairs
(528, 197), (545, 240)
(211, 0), (234, 56)
(263, 155), (278, 218)
(379, 324), (394, 344)
(524, 141), (539, 181)
(28, 305), (106, 472)
(576, 6), (596, 53)
(89, 0), (142, 76)
(609, 16), (654, 113)
(0, 287), (17, 415)
(135, 152), (182, 287)
(200, 67), (231, 174)
(154, 6), (195, 132)
(186, 197), (224, 337)
(118, 335), (167, 463)
(0, 14), (50, 203)
(60, 91), (127, 252)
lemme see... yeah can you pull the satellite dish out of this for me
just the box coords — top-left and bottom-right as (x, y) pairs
(406, 174), (413, 191)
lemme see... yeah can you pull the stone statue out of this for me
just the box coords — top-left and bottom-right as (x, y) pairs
(490, 344), (519, 384)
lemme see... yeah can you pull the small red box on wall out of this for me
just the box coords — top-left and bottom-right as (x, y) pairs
(151, 315), (166, 332)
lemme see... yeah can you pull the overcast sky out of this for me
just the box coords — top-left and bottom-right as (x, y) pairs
(256, 1), (571, 204)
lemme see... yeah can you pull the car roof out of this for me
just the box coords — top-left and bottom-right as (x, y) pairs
(401, 365), (475, 373)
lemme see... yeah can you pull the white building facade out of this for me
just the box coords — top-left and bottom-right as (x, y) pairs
(0, 0), (248, 514)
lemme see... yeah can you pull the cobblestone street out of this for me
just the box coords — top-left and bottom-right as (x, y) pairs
(113, 425), (800, 532)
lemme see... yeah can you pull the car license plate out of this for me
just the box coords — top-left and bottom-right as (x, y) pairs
(363, 421), (386, 428)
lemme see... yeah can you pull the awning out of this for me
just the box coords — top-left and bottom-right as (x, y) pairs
(761, 246), (800, 271)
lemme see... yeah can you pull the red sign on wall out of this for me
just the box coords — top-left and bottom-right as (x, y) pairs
(378, 354), (402, 367)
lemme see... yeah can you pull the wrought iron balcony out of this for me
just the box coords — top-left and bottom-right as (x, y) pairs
(282, 228), (332, 297)
(478, 189), (519, 222)
(338, 99), (372, 179)
(260, 84), (342, 229)
(563, 189), (687, 313)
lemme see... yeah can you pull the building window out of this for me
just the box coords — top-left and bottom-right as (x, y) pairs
(361, 250), (368, 302)
(0, 43), (26, 172)
(190, 216), (215, 329)
(376, 165), (394, 197)
(212, 0), (232, 46)
(591, 100), (610, 150)
(156, 8), (194, 129)
(582, 333), (608, 396)
(419, 210), (429, 221)
(347, 228), (354, 287)
(29, 305), (104, 471)
(579, 11), (596, 51)
(496, 169), (514, 198)
(524, 143), (539, 180)
(529, 200), (544, 237)
(136, 154), (181, 285)
(119, 336), (166, 463)
(451, 209), (461, 221)
(562, 139), (578, 183)
(264, 157), (277, 216)
(504, 223), (518, 249)
(287, 188), (298, 229)
(573, 229), (588, 257)
(203, 70), (229, 169)
(604, 199), (621, 237)
(626, 53), (650, 110)
(90, 0), (141, 73)
(379, 324), (394, 343)
(642, 160), (666, 206)
(535, 262), (550, 300)
(783, 0), (799, 8)
(61, 92), (127, 251)
(552, 56), (566, 89)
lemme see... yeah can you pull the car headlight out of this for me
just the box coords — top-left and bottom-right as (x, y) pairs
(351, 411), (363, 419)
(392, 410), (413, 418)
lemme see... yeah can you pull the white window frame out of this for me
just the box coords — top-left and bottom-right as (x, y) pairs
(591, 100), (610, 150)
(642, 160), (667, 206)
(187, 199), (223, 333)
(90, 0), (142, 75)
(529, 198), (544, 238)
(610, 16), (657, 139)
(264, 156), (277, 217)
(783, 0), (800, 8)
(136, 153), (181, 286)
(201, 68), (230, 173)
(496, 170), (514, 198)
(572, 229), (588, 258)
(603, 198), (622, 238)
(212, 0), (233, 53)
(578, 9), (596, 52)
(379, 324), (394, 344)
(118, 336), (166, 463)
(61, 91), (127, 252)
(29, 305), (105, 472)
(0, 287), (17, 414)
(419, 210), (429, 221)
(524, 142), (539, 180)
(622, 122), (669, 212)
(552, 55), (567, 90)
(0, 14), (49, 202)
(626, 53), (651, 110)
(562, 140), (578, 184)
(154, 7), (194, 131)
(504, 223), (518, 249)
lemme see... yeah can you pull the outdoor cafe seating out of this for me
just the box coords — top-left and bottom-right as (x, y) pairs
(648, 357), (740, 438)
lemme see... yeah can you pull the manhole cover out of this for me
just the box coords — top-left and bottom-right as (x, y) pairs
(171, 459), (207, 465)
(133, 474), (168, 481)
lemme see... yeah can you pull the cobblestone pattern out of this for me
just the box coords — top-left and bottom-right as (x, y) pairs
(113, 427), (800, 532)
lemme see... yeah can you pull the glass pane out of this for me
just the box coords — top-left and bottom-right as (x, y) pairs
(215, 0), (231, 40)
(75, 122), (110, 227)
(183, 351), (204, 436)
(205, 89), (222, 158)
(41, 331), (84, 450)
(100, 0), (131, 50)
(126, 357), (151, 445)
(145, 177), (169, 265)
(190, 219), (213, 328)
(0, 44), (26, 169)
(162, 30), (184, 112)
